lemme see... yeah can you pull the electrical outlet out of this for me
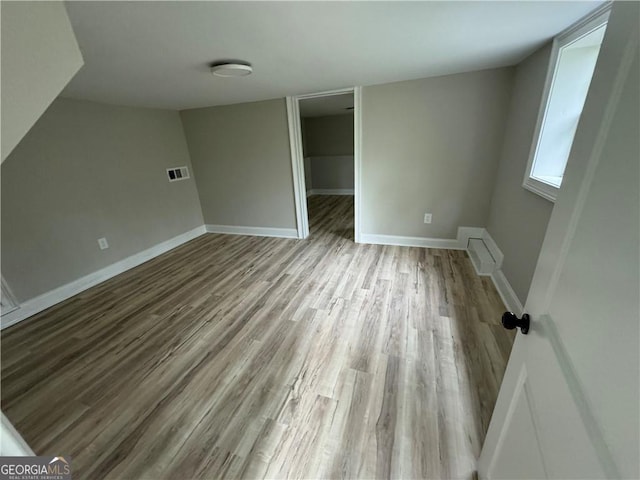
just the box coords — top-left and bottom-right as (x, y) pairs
(424, 213), (432, 224)
(98, 237), (109, 250)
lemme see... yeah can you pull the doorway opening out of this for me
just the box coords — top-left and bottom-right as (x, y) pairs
(286, 88), (362, 241)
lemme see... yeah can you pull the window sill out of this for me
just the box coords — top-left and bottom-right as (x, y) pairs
(523, 177), (558, 203)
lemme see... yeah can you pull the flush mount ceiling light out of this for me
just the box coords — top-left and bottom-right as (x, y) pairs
(210, 62), (253, 78)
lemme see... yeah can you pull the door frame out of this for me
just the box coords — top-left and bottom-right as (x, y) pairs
(285, 87), (362, 241)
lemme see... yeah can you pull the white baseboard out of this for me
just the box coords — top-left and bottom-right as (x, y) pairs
(206, 224), (298, 239)
(458, 228), (522, 313)
(315, 224), (523, 315)
(491, 268), (524, 316)
(467, 238), (496, 277)
(481, 229), (504, 269)
(458, 227), (505, 275)
(457, 227), (485, 249)
(360, 226), (493, 250)
(307, 188), (354, 196)
(0, 225), (207, 330)
(359, 233), (462, 250)
(1, 413), (35, 456)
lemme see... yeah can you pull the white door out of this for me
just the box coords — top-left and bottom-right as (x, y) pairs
(479, 3), (639, 479)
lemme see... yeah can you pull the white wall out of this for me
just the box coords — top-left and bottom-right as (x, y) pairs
(1, 98), (204, 302)
(307, 156), (354, 191)
(302, 114), (354, 156)
(180, 99), (297, 230)
(302, 114), (355, 192)
(361, 68), (514, 239)
(304, 157), (312, 193)
(486, 45), (555, 304)
(1, 1), (83, 162)
(309, 155), (354, 190)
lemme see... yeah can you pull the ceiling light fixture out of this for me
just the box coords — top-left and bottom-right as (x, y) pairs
(210, 62), (253, 78)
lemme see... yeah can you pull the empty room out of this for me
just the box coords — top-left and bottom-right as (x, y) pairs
(1, 1), (638, 479)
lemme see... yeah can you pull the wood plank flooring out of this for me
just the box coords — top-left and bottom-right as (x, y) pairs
(1, 195), (515, 479)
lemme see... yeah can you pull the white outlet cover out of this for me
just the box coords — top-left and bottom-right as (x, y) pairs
(424, 213), (432, 224)
(98, 237), (109, 250)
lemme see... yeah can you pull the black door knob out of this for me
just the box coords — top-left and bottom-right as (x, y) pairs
(502, 312), (530, 334)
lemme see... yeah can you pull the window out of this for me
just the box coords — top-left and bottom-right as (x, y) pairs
(523, 6), (609, 202)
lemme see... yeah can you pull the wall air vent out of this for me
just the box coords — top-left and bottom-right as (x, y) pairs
(467, 237), (497, 276)
(167, 166), (190, 182)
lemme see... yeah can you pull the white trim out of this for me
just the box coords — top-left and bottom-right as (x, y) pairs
(481, 229), (504, 269)
(294, 87), (356, 100)
(206, 224), (298, 239)
(523, 176), (560, 202)
(490, 268), (524, 317)
(467, 239), (496, 276)
(286, 96), (309, 239)
(522, 2), (612, 203)
(456, 226), (485, 249)
(1, 276), (20, 316)
(484, 366), (542, 479)
(286, 86), (363, 242)
(307, 188), (354, 196)
(459, 228), (523, 315)
(457, 226), (504, 267)
(1, 412), (35, 456)
(360, 226), (503, 251)
(0, 226), (207, 330)
(555, 1), (612, 42)
(540, 315), (620, 476)
(522, 32), (560, 203)
(459, 228), (504, 277)
(360, 233), (462, 250)
(353, 86), (363, 243)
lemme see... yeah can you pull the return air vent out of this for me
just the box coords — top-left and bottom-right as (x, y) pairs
(467, 238), (497, 276)
(167, 166), (190, 182)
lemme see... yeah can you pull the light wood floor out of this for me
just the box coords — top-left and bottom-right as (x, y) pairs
(1, 195), (514, 480)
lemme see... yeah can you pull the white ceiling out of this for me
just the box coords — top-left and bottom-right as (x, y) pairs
(299, 94), (354, 118)
(62, 1), (604, 111)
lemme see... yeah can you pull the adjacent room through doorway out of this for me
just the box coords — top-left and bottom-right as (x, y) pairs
(298, 93), (355, 239)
